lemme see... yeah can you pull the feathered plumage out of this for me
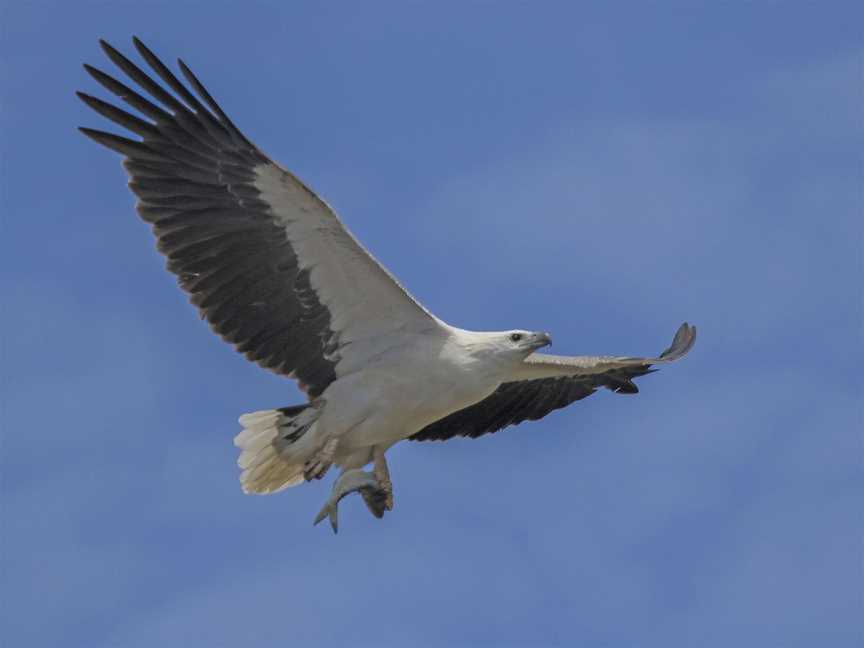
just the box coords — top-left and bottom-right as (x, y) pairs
(79, 38), (696, 531)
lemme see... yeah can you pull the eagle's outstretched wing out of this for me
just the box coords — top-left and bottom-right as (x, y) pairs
(411, 323), (696, 441)
(78, 38), (439, 398)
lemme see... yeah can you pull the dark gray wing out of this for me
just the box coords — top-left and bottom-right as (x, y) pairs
(411, 323), (695, 441)
(410, 367), (655, 441)
(78, 38), (437, 397)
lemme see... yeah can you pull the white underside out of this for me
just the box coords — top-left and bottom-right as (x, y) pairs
(235, 326), (518, 493)
(234, 322), (696, 494)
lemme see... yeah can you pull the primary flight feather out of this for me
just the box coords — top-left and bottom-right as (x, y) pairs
(79, 37), (696, 532)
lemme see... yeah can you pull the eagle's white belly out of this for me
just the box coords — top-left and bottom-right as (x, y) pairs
(318, 331), (509, 457)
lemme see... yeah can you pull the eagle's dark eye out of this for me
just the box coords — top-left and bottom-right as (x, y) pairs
(510, 333), (523, 342)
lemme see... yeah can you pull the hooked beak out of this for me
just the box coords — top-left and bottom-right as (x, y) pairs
(529, 332), (552, 351)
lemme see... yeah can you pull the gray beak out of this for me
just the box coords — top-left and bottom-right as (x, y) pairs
(530, 332), (552, 350)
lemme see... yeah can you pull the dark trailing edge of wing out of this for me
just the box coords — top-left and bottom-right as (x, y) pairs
(78, 38), (337, 397)
(409, 364), (658, 442)
(412, 323), (696, 441)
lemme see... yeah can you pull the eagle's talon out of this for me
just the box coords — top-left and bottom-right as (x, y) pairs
(373, 447), (394, 511)
(359, 484), (389, 518)
(375, 479), (393, 511)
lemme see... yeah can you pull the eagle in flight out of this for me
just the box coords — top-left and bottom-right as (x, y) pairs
(79, 38), (696, 532)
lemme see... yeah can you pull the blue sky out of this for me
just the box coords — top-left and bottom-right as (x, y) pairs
(1, 2), (861, 646)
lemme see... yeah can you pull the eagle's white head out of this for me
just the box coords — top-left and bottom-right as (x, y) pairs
(498, 330), (553, 356)
(453, 328), (552, 372)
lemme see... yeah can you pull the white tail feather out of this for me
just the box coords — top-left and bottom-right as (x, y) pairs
(234, 406), (320, 494)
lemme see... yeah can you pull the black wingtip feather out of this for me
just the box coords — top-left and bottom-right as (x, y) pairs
(99, 38), (190, 115)
(83, 62), (174, 124)
(77, 37), (353, 399)
(82, 62), (101, 78)
(78, 127), (163, 161)
(76, 91), (160, 138)
(97, 39), (123, 65)
(176, 57), (251, 147)
(132, 36), (208, 116)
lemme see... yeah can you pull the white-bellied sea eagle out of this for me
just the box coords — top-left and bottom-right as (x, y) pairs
(78, 38), (696, 532)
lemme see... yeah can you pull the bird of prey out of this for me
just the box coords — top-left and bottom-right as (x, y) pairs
(78, 38), (696, 532)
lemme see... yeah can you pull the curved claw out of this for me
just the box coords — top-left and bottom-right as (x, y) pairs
(360, 486), (388, 519)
